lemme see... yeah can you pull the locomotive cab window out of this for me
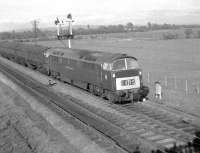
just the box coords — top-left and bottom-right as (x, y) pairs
(112, 59), (126, 71)
(112, 58), (139, 71)
(102, 63), (112, 71)
(126, 58), (139, 69)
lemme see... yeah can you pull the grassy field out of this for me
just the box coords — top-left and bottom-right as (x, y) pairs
(32, 30), (200, 116)
(37, 33), (200, 79)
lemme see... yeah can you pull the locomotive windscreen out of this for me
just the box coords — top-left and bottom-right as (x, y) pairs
(112, 58), (139, 71)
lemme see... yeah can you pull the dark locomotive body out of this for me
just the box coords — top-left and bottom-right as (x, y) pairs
(0, 42), (149, 102)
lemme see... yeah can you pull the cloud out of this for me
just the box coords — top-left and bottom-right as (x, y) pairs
(1, 0), (200, 31)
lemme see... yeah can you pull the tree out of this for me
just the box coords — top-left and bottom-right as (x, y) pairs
(126, 22), (134, 31)
(184, 29), (193, 39)
(0, 32), (12, 40)
(147, 22), (151, 30)
(117, 24), (125, 32)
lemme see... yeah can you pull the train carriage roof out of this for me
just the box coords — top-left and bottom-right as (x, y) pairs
(47, 47), (137, 63)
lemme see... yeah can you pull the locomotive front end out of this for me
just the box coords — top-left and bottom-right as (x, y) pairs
(111, 57), (149, 102)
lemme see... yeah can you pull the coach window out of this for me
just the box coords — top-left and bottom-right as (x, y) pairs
(58, 57), (62, 64)
(54, 56), (58, 63)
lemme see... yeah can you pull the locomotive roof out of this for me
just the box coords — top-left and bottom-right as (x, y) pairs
(47, 47), (137, 63)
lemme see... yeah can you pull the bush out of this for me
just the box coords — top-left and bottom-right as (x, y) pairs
(196, 30), (200, 39)
(184, 29), (193, 39)
(162, 33), (178, 40)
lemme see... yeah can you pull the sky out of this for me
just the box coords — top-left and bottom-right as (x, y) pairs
(1, 0), (200, 31)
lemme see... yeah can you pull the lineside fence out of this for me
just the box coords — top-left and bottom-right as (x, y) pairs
(144, 72), (200, 95)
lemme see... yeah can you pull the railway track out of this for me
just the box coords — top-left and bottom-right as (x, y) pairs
(122, 103), (199, 143)
(0, 57), (199, 153)
(123, 103), (200, 134)
(0, 58), (164, 153)
(0, 61), (128, 153)
(71, 96), (199, 148)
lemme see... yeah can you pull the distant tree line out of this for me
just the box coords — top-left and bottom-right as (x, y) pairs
(72, 22), (136, 35)
(0, 29), (53, 40)
(1, 22), (200, 41)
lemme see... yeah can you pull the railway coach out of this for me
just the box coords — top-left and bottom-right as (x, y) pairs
(0, 42), (48, 70)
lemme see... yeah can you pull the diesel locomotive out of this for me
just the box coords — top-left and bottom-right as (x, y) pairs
(0, 42), (149, 103)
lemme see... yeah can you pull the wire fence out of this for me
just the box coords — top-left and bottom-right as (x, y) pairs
(144, 72), (200, 95)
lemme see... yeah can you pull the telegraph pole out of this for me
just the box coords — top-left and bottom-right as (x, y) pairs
(32, 20), (39, 45)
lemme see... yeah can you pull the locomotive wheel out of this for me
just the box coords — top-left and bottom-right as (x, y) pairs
(48, 70), (51, 76)
(100, 90), (106, 99)
(88, 84), (104, 98)
(24, 63), (28, 67)
(107, 92), (115, 103)
(88, 84), (94, 93)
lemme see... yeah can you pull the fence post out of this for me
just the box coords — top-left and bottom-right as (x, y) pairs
(164, 76), (167, 87)
(185, 80), (188, 94)
(196, 84), (199, 94)
(155, 81), (162, 100)
(174, 76), (177, 89)
(147, 72), (150, 83)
